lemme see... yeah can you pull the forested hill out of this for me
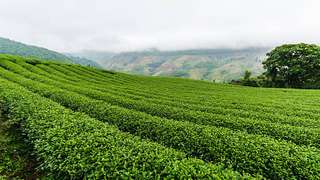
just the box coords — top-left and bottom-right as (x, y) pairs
(0, 37), (100, 67)
(0, 37), (72, 63)
(72, 47), (270, 82)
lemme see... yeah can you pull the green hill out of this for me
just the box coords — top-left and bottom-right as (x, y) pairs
(0, 37), (100, 67)
(0, 37), (72, 63)
(0, 54), (320, 179)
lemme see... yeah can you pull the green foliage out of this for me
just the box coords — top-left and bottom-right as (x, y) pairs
(244, 70), (251, 80)
(16, 62), (320, 148)
(0, 69), (244, 178)
(2, 55), (320, 178)
(0, 105), (38, 178)
(1, 55), (320, 179)
(234, 70), (259, 87)
(35, 63), (320, 130)
(263, 43), (320, 88)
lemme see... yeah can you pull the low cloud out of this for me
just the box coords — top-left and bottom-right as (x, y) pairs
(0, 0), (319, 52)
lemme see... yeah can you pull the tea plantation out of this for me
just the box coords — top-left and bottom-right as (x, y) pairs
(1, 54), (320, 179)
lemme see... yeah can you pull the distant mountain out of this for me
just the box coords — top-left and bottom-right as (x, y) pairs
(75, 48), (270, 82)
(0, 37), (100, 67)
(64, 53), (102, 68)
(69, 50), (116, 62)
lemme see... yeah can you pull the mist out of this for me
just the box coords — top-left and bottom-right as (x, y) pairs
(0, 0), (319, 52)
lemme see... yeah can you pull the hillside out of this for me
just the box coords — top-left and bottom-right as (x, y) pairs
(0, 37), (100, 67)
(1, 55), (320, 179)
(74, 48), (269, 82)
(0, 37), (72, 63)
(64, 53), (102, 68)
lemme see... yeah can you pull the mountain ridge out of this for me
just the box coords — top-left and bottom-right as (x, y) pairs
(71, 47), (270, 82)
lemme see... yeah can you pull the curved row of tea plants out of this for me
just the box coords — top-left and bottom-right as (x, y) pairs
(1, 65), (320, 179)
(46, 62), (320, 122)
(31, 58), (320, 120)
(35, 63), (320, 129)
(0, 77), (243, 179)
(75, 64), (320, 108)
(4, 61), (320, 149)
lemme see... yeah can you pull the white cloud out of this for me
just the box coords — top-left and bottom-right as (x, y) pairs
(0, 0), (319, 52)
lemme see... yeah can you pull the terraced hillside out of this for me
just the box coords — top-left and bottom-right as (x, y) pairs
(0, 54), (320, 179)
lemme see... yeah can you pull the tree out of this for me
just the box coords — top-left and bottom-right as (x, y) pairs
(243, 70), (252, 80)
(239, 70), (259, 87)
(263, 43), (320, 88)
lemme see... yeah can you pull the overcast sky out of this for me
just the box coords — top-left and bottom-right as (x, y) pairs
(0, 0), (319, 52)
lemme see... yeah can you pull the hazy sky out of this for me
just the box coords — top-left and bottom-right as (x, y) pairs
(0, 0), (319, 52)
